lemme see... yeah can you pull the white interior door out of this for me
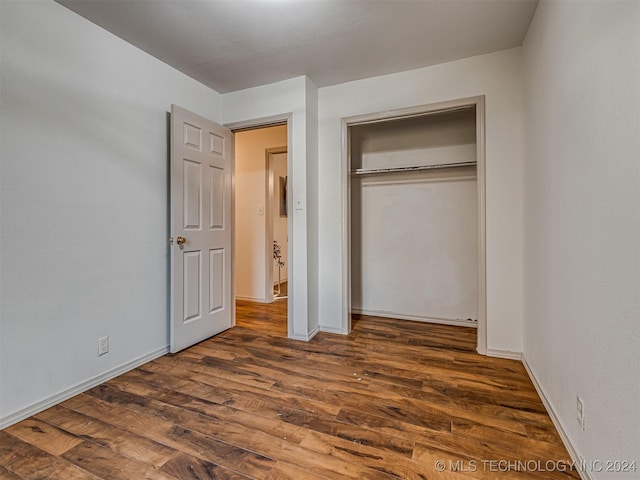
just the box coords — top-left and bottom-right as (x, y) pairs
(170, 105), (233, 353)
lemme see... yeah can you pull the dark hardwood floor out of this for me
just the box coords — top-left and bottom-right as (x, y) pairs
(1, 299), (578, 479)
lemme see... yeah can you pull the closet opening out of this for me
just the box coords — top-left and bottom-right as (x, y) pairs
(342, 97), (486, 354)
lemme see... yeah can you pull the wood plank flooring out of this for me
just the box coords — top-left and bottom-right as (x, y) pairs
(1, 299), (579, 479)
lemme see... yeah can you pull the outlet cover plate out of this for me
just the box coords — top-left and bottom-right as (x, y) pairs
(98, 336), (109, 356)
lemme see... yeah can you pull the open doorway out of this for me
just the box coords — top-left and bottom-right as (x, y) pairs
(233, 124), (289, 334)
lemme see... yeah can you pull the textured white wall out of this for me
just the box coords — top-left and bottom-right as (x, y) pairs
(352, 172), (478, 321)
(317, 48), (525, 353)
(234, 126), (287, 301)
(0, 0), (221, 424)
(522, 1), (640, 475)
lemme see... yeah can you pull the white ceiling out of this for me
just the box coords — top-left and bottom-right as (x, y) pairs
(57, 0), (539, 93)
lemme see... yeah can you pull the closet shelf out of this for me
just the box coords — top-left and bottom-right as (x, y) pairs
(351, 161), (476, 176)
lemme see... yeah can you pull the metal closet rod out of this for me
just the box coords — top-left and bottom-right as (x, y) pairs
(351, 161), (477, 176)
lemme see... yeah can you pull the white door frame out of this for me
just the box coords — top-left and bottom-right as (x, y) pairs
(265, 147), (288, 303)
(226, 114), (293, 336)
(341, 96), (487, 355)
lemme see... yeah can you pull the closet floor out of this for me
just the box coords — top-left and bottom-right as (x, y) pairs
(1, 303), (578, 479)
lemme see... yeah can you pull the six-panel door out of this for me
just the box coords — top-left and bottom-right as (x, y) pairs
(170, 105), (232, 353)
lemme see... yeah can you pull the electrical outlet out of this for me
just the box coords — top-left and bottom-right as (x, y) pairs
(98, 336), (109, 356)
(576, 396), (585, 430)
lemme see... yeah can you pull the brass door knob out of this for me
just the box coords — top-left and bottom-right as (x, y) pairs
(176, 236), (187, 245)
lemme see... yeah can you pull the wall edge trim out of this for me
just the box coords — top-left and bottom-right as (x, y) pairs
(319, 325), (347, 335)
(289, 326), (319, 342)
(486, 348), (523, 360)
(235, 295), (269, 303)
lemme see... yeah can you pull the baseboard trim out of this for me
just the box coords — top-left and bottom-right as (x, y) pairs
(351, 308), (477, 328)
(289, 326), (319, 342)
(235, 295), (268, 303)
(0, 346), (169, 430)
(486, 348), (523, 360)
(307, 326), (319, 341)
(522, 355), (592, 480)
(319, 325), (347, 335)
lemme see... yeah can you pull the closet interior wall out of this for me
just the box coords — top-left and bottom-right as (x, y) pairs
(350, 108), (478, 326)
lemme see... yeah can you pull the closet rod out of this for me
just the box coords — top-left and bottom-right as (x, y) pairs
(351, 161), (476, 176)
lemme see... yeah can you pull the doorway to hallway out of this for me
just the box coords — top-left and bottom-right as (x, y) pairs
(233, 124), (289, 330)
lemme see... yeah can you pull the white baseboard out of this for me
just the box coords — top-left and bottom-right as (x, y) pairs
(486, 348), (523, 360)
(307, 326), (319, 341)
(522, 355), (592, 480)
(0, 346), (169, 430)
(289, 326), (319, 342)
(235, 295), (268, 303)
(319, 325), (347, 335)
(351, 308), (477, 328)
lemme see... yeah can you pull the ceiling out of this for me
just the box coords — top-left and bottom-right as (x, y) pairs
(57, 0), (539, 94)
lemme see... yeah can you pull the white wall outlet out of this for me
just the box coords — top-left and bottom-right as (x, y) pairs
(98, 336), (109, 356)
(576, 396), (585, 430)
(295, 197), (303, 210)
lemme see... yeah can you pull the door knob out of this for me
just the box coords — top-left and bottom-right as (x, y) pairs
(176, 236), (187, 245)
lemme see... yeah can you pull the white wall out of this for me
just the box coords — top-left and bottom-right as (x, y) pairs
(522, 1), (640, 476)
(317, 48), (525, 354)
(223, 77), (319, 339)
(305, 78), (320, 333)
(351, 111), (478, 322)
(0, 0), (221, 425)
(350, 110), (477, 171)
(234, 126), (287, 302)
(352, 171), (478, 322)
